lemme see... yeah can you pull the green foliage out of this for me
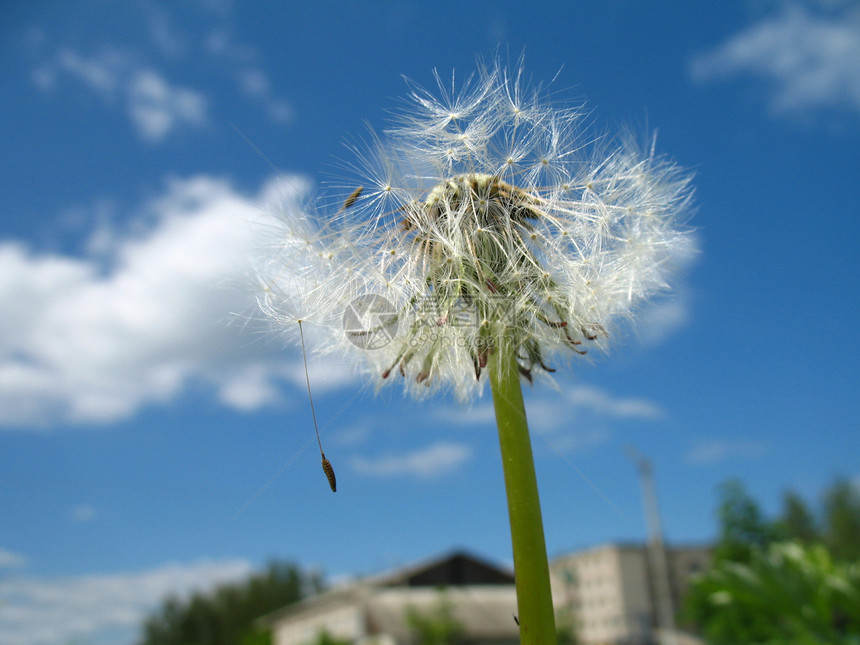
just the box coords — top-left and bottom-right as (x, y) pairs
(305, 630), (351, 645)
(823, 478), (860, 562)
(138, 561), (321, 645)
(713, 479), (776, 565)
(775, 478), (860, 563)
(554, 606), (578, 645)
(405, 592), (465, 645)
(683, 541), (860, 645)
(683, 478), (860, 644)
(775, 491), (819, 544)
(239, 629), (272, 645)
(710, 478), (860, 566)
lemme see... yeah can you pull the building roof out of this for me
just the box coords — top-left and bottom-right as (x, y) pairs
(367, 550), (515, 587)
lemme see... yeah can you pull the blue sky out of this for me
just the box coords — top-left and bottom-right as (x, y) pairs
(1, 1), (859, 643)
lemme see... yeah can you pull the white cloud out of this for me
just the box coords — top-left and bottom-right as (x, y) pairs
(239, 68), (270, 96)
(30, 67), (56, 91)
(0, 548), (27, 569)
(635, 296), (690, 347)
(0, 174), (327, 429)
(435, 385), (662, 430)
(34, 47), (208, 142)
(351, 442), (472, 479)
(684, 439), (769, 465)
(33, 16), (292, 132)
(147, 10), (186, 58)
(516, 386), (662, 454)
(69, 504), (97, 523)
(430, 384), (661, 454)
(128, 69), (208, 141)
(690, 3), (860, 118)
(200, 29), (293, 124)
(236, 67), (294, 125)
(56, 48), (124, 97)
(0, 558), (253, 645)
(217, 363), (284, 411)
(268, 100), (295, 124)
(204, 28), (256, 62)
(563, 386), (664, 420)
(532, 425), (611, 455)
(524, 386), (663, 435)
(632, 230), (697, 346)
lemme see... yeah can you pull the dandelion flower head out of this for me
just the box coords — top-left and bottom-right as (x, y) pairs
(259, 61), (694, 400)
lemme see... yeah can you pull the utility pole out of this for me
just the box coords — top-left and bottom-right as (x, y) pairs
(627, 447), (677, 645)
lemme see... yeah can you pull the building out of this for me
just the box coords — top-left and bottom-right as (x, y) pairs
(550, 543), (711, 645)
(261, 544), (710, 645)
(259, 551), (521, 645)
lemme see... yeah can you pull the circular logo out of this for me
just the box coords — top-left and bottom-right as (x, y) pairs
(343, 294), (399, 350)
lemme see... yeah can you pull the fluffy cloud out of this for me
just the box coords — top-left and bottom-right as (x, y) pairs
(557, 386), (664, 421)
(30, 6), (294, 134)
(691, 2), (860, 118)
(34, 47), (208, 141)
(432, 384), (662, 455)
(54, 48), (124, 96)
(237, 67), (294, 124)
(684, 438), (769, 465)
(0, 174), (356, 429)
(351, 442), (472, 478)
(525, 387), (663, 435)
(0, 558), (253, 645)
(526, 386), (662, 453)
(69, 504), (97, 523)
(0, 548), (28, 569)
(128, 69), (208, 141)
(437, 385), (662, 429)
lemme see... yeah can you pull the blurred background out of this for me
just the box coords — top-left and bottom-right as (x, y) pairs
(1, 1), (858, 643)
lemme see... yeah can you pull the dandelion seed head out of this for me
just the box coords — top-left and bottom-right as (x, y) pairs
(257, 59), (694, 400)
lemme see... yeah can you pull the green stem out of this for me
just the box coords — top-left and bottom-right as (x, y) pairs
(489, 340), (557, 645)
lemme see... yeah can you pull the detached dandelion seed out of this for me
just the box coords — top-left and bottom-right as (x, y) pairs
(298, 319), (336, 493)
(256, 58), (694, 645)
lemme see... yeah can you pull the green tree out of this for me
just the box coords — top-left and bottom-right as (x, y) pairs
(138, 561), (321, 645)
(775, 491), (819, 544)
(305, 630), (351, 645)
(683, 541), (860, 645)
(823, 478), (860, 563)
(712, 479), (775, 565)
(772, 479), (860, 563)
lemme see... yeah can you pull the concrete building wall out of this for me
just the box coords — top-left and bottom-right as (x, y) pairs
(616, 548), (655, 644)
(273, 603), (365, 645)
(551, 544), (711, 645)
(553, 544), (641, 644)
